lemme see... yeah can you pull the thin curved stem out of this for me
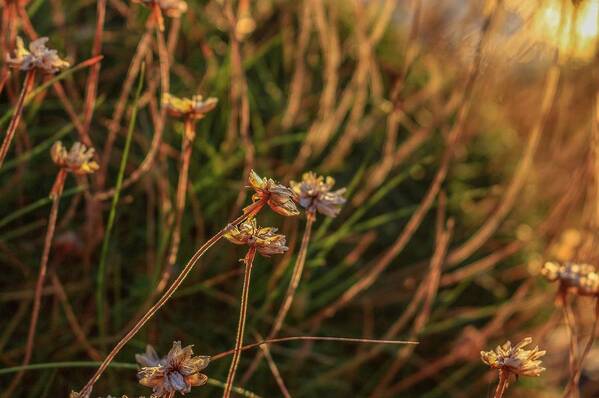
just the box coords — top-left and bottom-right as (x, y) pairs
(223, 247), (257, 398)
(242, 211), (315, 382)
(0, 69), (35, 169)
(3, 168), (67, 397)
(76, 200), (264, 397)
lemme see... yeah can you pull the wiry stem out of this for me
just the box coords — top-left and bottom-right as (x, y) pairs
(156, 118), (196, 295)
(0, 69), (36, 169)
(242, 210), (316, 382)
(493, 370), (509, 398)
(4, 168), (67, 397)
(223, 247), (257, 398)
(76, 200), (265, 397)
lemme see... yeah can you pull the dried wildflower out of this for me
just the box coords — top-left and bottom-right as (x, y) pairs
(542, 261), (599, 296)
(132, 0), (188, 17)
(247, 170), (299, 217)
(136, 342), (210, 397)
(291, 172), (346, 217)
(6, 37), (69, 73)
(225, 218), (288, 256)
(481, 337), (546, 378)
(162, 93), (218, 120)
(50, 141), (99, 175)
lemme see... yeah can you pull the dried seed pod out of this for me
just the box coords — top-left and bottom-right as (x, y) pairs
(50, 141), (99, 175)
(225, 218), (288, 257)
(162, 93), (218, 120)
(136, 342), (210, 397)
(132, 0), (188, 17)
(542, 261), (599, 296)
(481, 337), (546, 378)
(246, 170), (299, 217)
(6, 37), (69, 73)
(291, 172), (347, 217)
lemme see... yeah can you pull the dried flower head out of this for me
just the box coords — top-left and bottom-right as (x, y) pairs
(6, 37), (69, 73)
(50, 141), (99, 175)
(136, 342), (210, 397)
(246, 170), (299, 217)
(481, 337), (546, 378)
(542, 261), (599, 296)
(162, 93), (218, 120)
(291, 172), (346, 217)
(225, 218), (288, 256)
(132, 0), (188, 17)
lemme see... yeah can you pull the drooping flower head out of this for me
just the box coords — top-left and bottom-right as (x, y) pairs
(51, 141), (99, 175)
(291, 172), (346, 218)
(246, 170), (299, 217)
(136, 342), (210, 397)
(481, 337), (546, 378)
(162, 93), (218, 121)
(6, 37), (69, 73)
(541, 261), (599, 296)
(225, 218), (288, 257)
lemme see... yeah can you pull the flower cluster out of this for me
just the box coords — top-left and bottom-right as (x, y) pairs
(50, 141), (99, 175)
(246, 170), (299, 217)
(136, 342), (210, 397)
(6, 37), (69, 73)
(132, 0), (188, 18)
(162, 93), (218, 120)
(225, 218), (288, 257)
(291, 172), (346, 217)
(542, 261), (599, 296)
(481, 337), (546, 378)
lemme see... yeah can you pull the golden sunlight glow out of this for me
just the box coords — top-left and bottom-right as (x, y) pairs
(534, 0), (598, 59)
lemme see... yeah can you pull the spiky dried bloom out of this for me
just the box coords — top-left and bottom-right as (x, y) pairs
(481, 337), (546, 378)
(50, 141), (99, 175)
(246, 170), (299, 217)
(132, 0), (188, 17)
(291, 172), (346, 217)
(162, 93), (218, 120)
(136, 342), (210, 397)
(541, 261), (599, 296)
(6, 37), (69, 73)
(225, 218), (288, 257)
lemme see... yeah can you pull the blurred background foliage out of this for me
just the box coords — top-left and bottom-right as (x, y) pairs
(1, 0), (599, 397)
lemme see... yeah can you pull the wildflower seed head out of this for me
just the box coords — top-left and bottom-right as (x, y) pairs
(225, 218), (288, 257)
(162, 93), (218, 120)
(246, 170), (299, 217)
(136, 342), (210, 397)
(50, 141), (99, 175)
(6, 37), (69, 73)
(291, 172), (347, 217)
(542, 261), (599, 296)
(132, 0), (188, 17)
(480, 337), (546, 378)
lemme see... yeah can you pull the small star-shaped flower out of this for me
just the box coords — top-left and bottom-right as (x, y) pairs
(481, 337), (546, 378)
(162, 93), (218, 120)
(291, 172), (346, 217)
(246, 170), (299, 217)
(50, 141), (99, 175)
(225, 218), (288, 257)
(6, 37), (69, 73)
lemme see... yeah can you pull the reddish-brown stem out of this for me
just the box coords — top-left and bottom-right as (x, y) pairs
(0, 69), (35, 168)
(4, 168), (67, 396)
(156, 118), (195, 296)
(242, 210), (316, 382)
(493, 370), (509, 398)
(76, 200), (265, 397)
(223, 247), (257, 398)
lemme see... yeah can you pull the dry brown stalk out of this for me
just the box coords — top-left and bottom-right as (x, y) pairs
(280, 1), (312, 129)
(49, 271), (102, 361)
(0, 68), (35, 168)
(223, 247), (257, 398)
(256, 333), (292, 398)
(4, 167), (67, 397)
